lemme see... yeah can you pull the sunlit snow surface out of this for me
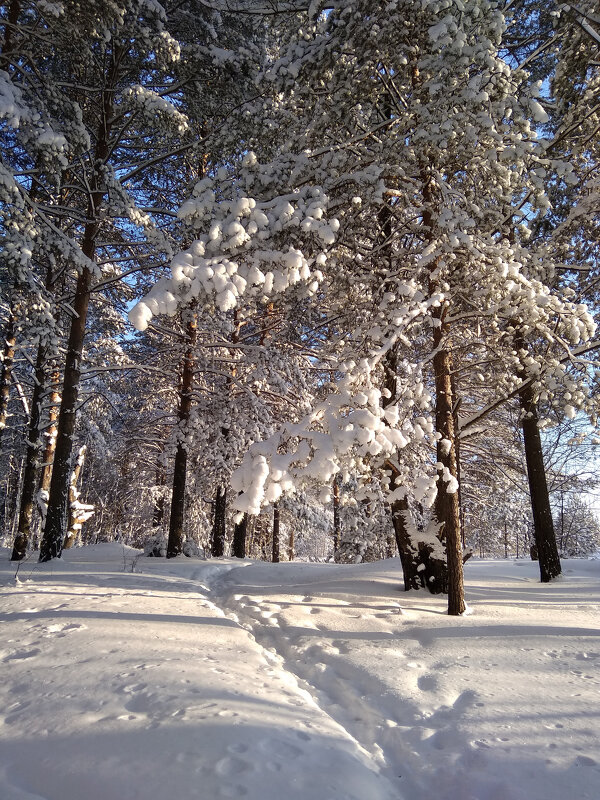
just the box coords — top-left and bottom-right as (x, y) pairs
(1, 545), (599, 800)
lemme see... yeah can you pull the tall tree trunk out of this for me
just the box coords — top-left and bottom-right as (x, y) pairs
(0, 312), (16, 453)
(0, 0), (21, 62)
(167, 311), (197, 558)
(211, 485), (227, 557)
(383, 347), (448, 594)
(390, 496), (421, 591)
(11, 345), (47, 560)
(64, 445), (93, 549)
(288, 526), (294, 561)
(232, 512), (248, 558)
(332, 477), (340, 557)
(152, 461), (166, 528)
(519, 381), (561, 581)
(432, 329), (465, 615)
(39, 52), (117, 562)
(272, 503), (280, 563)
(38, 369), (60, 497)
(422, 163), (465, 615)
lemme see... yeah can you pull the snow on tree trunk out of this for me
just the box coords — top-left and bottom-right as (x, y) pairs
(383, 347), (448, 593)
(39, 265), (93, 562)
(432, 329), (465, 615)
(0, 313), (16, 453)
(11, 344), (47, 560)
(167, 311), (197, 558)
(39, 48), (116, 562)
(64, 445), (94, 549)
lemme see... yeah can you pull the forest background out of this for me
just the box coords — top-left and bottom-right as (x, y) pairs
(2, 0), (600, 616)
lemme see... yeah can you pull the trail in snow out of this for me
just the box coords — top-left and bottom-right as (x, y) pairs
(0, 547), (398, 800)
(210, 558), (600, 800)
(1, 546), (599, 800)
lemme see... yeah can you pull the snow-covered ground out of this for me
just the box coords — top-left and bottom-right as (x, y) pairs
(1, 546), (599, 800)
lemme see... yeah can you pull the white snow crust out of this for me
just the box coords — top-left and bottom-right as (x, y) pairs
(1, 545), (599, 800)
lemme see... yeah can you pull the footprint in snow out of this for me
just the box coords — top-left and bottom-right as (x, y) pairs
(574, 755), (597, 767)
(3, 648), (41, 662)
(259, 739), (303, 758)
(43, 622), (86, 636)
(219, 785), (248, 798)
(215, 756), (252, 776)
(227, 743), (248, 754)
(417, 674), (438, 692)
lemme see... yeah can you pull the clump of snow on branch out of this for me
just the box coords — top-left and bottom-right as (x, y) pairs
(130, 154), (336, 330)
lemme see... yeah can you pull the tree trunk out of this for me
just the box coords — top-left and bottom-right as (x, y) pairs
(519, 381), (561, 581)
(211, 485), (227, 557)
(0, 312), (16, 453)
(432, 334), (465, 615)
(391, 497), (421, 591)
(11, 345), (48, 560)
(0, 0), (21, 62)
(39, 53), (117, 562)
(64, 445), (93, 549)
(38, 369), (60, 497)
(288, 526), (295, 561)
(232, 513), (248, 559)
(332, 477), (340, 557)
(383, 348), (449, 594)
(152, 461), (166, 528)
(272, 503), (280, 563)
(39, 267), (93, 561)
(167, 311), (197, 558)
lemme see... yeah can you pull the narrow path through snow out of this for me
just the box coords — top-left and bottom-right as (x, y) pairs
(0, 547), (399, 800)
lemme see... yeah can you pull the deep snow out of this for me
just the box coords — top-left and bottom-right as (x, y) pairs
(1, 545), (599, 800)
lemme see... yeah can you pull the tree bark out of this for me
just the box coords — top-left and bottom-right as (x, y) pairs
(422, 162), (465, 615)
(152, 461), (167, 528)
(272, 503), (280, 563)
(232, 512), (248, 558)
(0, 313), (16, 453)
(0, 0), (21, 63)
(383, 348), (449, 594)
(390, 496), (421, 591)
(287, 526), (295, 561)
(39, 50), (117, 562)
(332, 477), (341, 558)
(38, 369), (60, 497)
(167, 311), (197, 558)
(432, 331), (465, 615)
(211, 485), (227, 557)
(519, 381), (561, 581)
(64, 445), (93, 548)
(11, 345), (47, 560)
